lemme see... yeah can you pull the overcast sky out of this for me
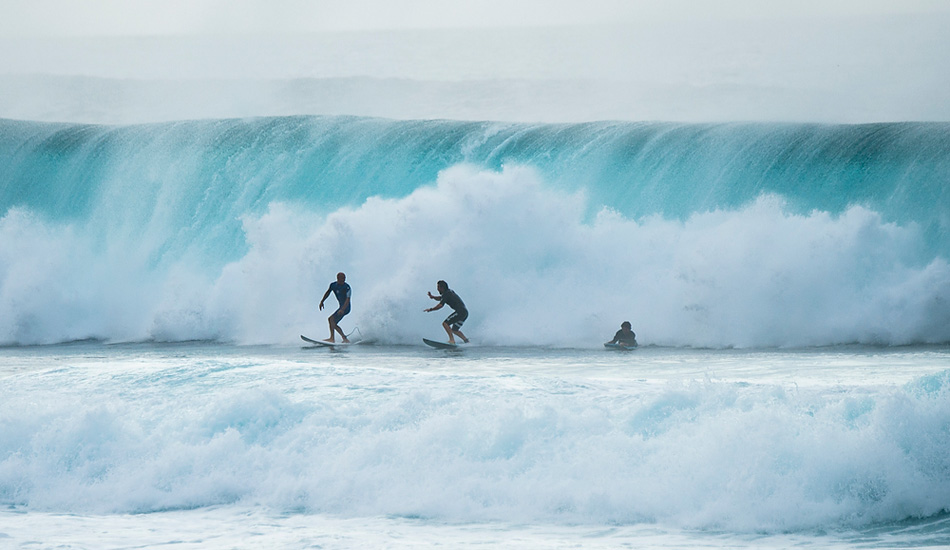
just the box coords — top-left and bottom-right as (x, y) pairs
(4, 0), (950, 36)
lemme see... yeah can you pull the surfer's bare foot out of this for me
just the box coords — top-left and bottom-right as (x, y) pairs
(342, 337), (350, 343)
(462, 338), (469, 343)
(324, 338), (335, 343)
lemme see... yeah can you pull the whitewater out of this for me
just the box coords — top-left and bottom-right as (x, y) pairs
(1, 117), (949, 348)
(2, 17), (950, 550)
(2, 342), (950, 548)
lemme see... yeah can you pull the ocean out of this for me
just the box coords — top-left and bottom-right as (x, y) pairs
(2, 20), (950, 550)
(2, 342), (949, 548)
(1, 117), (948, 348)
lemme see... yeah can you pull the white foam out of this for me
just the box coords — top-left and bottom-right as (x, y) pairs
(1, 350), (948, 532)
(208, 165), (950, 347)
(1, 165), (949, 347)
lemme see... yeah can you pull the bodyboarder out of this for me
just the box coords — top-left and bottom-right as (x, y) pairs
(606, 321), (638, 348)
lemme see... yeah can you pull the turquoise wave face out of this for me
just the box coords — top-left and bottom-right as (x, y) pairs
(2, 116), (949, 262)
(1, 116), (949, 346)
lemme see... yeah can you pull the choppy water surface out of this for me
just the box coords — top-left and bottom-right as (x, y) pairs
(2, 342), (948, 548)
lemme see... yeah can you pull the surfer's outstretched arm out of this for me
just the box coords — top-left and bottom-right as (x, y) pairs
(319, 288), (332, 310)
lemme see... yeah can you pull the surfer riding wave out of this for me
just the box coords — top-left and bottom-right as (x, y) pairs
(319, 272), (351, 343)
(424, 280), (469, 344)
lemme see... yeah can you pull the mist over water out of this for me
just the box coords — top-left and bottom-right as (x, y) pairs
(1, 14), (949, 124)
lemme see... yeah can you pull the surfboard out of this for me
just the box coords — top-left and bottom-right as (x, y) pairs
(423, 338), (460, 350)
(301, 335), (360, 347)
(604, 342), (637, 351)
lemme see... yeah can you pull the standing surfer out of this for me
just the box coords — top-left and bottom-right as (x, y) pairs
(319, 272), (351, 343)
(424, 280), (469, 344)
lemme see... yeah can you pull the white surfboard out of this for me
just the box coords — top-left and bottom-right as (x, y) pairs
(301, 334), (360, 347)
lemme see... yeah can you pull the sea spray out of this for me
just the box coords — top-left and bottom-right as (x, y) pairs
(1, 164), (948, 347)
(1, 116), (949, 346)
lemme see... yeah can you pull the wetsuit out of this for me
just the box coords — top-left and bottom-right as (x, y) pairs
(611, 329), (637, 347)
(438, 289), (468, 330)
(327, 281), (351, 323)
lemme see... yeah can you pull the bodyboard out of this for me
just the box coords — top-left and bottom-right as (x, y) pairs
(604, 342), (637, 351)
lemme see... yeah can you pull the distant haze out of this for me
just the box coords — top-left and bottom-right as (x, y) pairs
(3, 0), (949, 35)
(1, 1), (948, 123)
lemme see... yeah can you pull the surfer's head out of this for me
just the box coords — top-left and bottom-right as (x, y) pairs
(437, 280), (448, 293)
(337, 272), (346, 283)
(621, 321), (631, 329)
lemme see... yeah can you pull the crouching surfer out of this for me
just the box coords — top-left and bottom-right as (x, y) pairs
(424, 280), (469, 344)
(606, 321), (637, 347)
(319, 272), (351, 343)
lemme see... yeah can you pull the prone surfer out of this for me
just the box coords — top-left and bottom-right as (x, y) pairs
(424, 280), (469, 344)
(607, 321), (637, 347)
(319, 272), (351, 343)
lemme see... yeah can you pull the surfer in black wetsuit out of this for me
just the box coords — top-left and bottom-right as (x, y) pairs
(607, 321), (637, 347)
(424, 280), (469, 344)
(319, 272), (351, 343)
